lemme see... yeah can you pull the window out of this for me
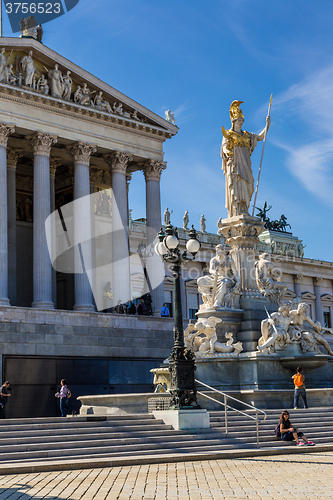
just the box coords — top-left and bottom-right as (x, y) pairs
(165, 302), (173, 317)
(323, 307), (331, 328)
(189, 309), (198, 320)
(187, 293), (199, 319)
(164, 291), (172, 317)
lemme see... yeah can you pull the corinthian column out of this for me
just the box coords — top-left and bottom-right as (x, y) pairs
(293, 274), (303, 297)
(67, 142), (97, 312)
(0, 124), (15, 305)
(143, 159), (166, 314)
(313, 277), (323, 323)
(105, 151), (132, 307)
(28, 132), (57, 309)
(50, 158), (61, 307)
(7, 147), (23, 305)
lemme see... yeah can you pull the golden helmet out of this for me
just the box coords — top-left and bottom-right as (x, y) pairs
(229, 100), (244, 121)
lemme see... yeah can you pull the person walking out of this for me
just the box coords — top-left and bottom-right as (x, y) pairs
(55, 379), (74, 417)
(137, 298), (146, 316)
(292, 366), (308, 409)
(279, 410), (315, 446)
(160, 303), (170, 317)
(0, 381), (11, 418)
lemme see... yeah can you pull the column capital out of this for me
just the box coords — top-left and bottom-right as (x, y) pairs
(293, 274), (303, 284)
(50, 158), (62, 177)
(0, 123), (15, 147)
(142, 159), (166, 181)
(104, 151), (132, 174)
(67, 142), (97, 165)
(313, 277), (323, 286)
(28, 132), (58, 156)
(7, 147), (23, 169)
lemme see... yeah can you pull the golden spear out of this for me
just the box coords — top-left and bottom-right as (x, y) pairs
(252, 94), (273, 217)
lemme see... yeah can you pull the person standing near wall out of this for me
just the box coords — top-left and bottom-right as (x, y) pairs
(55, 379), (74, 417)
(292, 367), (308, 409)
(0, 381), (11, 418)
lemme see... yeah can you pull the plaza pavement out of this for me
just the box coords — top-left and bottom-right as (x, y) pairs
(0, 451), (332, 499)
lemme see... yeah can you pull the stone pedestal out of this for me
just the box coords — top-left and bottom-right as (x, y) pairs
(152, 409), (210, 430)
(195, 351), (333, 393)
(218, 214), (267, 352)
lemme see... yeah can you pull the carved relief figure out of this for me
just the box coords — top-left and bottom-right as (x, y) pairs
(255, 253), (287, 304)
(258, 301), (333, 356)
(94, 91), (112, 113)
(0, 48), (12, 82)
(113, 102), (123, 115)
(5, 64), (16, 85)
(62, 71), (73, 100)
(258, 303), (292, 352)
(83, 83), (95, 105)
(74, 85), (83, 103)
(221, 100), (270, 217)
(37, 74), (49, 94)
(288, 302), (333, 356)
(185, 317), (243, 355)
(46, 64), (64, 98)
(197, 245), (240, 310)
(21, 50), (37, 86)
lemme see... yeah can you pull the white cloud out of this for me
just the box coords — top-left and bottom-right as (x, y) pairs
(270, 64), (333, 205)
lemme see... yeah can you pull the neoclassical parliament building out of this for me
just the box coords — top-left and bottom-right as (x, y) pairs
(1, 36), (333, 417)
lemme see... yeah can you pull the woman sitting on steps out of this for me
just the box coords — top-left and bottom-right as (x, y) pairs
(279, 410), (315, 446)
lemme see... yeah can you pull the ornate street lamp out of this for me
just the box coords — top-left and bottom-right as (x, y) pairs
(155, 222), (201, 409)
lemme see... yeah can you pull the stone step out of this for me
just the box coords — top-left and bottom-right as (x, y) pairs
(2, 435), (332, 466)
(0, 406), (331, 472)
(0, 418), (168, 434)
(3, 444), (333, 474)
(0, 436), (240, 462)
(209, 415), (333, 426)
(0, 414), (156, 426)
(0, 427), (189, 444)
(0, 422), (174, 439)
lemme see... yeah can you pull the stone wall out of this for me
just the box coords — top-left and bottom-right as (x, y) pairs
(0, 307), (175, 417)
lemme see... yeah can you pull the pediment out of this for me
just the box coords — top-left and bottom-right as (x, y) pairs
(0, 37), (178, 137)
(301, 291), (316, 300)
(284, 288), (297, 299)
(321, 294), (333, 301)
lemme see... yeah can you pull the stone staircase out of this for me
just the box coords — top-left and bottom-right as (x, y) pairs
(0, 408), (332, 473)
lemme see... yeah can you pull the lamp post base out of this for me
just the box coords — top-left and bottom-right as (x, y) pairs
(169, 351), (200, 409)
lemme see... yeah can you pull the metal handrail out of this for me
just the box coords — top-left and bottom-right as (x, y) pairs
(195, 379), (267, 448)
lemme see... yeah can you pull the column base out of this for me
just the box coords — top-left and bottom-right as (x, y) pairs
(31, 301), (54, 310)
(73, 304), (95, 313)
(0, 298), (10, 306)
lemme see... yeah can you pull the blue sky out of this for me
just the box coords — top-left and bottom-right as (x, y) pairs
(3, 0), (333, 261)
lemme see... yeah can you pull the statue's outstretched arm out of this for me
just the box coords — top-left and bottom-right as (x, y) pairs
(257, 116), (271, 141)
